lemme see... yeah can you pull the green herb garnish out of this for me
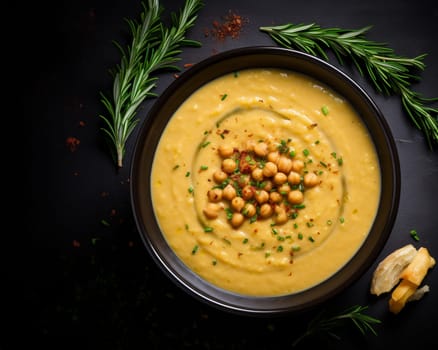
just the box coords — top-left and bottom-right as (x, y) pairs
(410, 229), (420, 241)
(292, 305), (381, 347)
(260, 23), (438, 149)
(99, 0), (203, 168)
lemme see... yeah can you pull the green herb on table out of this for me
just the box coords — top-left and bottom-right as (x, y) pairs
(410, 229), (420, 241)
(260, 23), (438, 149)
(292, 305), (381, 347)
(99, 0), (203, 168)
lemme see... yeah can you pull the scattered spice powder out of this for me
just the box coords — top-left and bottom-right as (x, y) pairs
(206, 10), (248, 41)
(66, 136), (80, 152)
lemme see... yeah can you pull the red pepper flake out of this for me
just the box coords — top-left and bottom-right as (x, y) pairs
(174, 73), (180, 79)
(183, 63), (194, 68)
(66, 136), (80, 152)
(110, 209), (117, 216)
(79, 120), (86, 127)
(72, 239), (81, 248)
(100, 191), (109, 198)
(207, 11), (248, 41)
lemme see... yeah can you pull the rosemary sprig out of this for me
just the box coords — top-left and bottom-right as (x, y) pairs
(100, 0), (204, 168)
(292, 305), (381, 347)
(260, 23), (438, 149)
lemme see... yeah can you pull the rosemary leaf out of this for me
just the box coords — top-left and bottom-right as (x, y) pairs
(260, 23), (438, 149)
(292, 305), (381, 347)
(100, 0), (204, 168)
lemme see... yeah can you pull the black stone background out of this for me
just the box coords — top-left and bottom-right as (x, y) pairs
(22, 0), (438, 349)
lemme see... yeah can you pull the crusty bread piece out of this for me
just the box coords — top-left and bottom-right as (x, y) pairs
(399, 247), (436, 286)
(370, 244), (417, 296)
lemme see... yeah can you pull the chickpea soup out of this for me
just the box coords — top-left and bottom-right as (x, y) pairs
(151, 68), (380, 296)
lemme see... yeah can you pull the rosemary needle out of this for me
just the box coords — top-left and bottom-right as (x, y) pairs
(100, 0), (204, 168)
(260, 23), (438, 149)
(292, 305), (381, 347)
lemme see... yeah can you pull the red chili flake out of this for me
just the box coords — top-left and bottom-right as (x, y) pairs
(100, 191), (109, 198)
(79, 120), (86, 127)
(174, 73), (180, 79)
(110, 209), (117, 216)
(66, 136), (80, 152)
(72, 239), (81, 248)
(207, 11), (248, 41)
(184, 63), (194, 68)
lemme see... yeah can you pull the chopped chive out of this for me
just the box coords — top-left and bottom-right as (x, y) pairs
(320, 161), (327, 167)
(277, 245), (284, 252)
(340, 217), (345, 224)
(321, 105), (329, 115)
(303, 149), (310, 157)
(191, 245), (199, 255)
(243, 238), (249, 244)
(221, 93), (228, 101)
(185, 171), (190, 177)
(100, 219), (110, 227)
(308, 236), (315, 243)
(410, 229), (420, 241)
(204, 226), (213, 233)
(200, 141), (211, 148)
(200, 165), (208, 170)
(173, 164), (180, 170)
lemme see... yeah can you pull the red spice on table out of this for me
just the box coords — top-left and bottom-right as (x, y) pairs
(206, 10), (248, 41)
(72, 239), (81, 248)
(66, 136), (80, 152)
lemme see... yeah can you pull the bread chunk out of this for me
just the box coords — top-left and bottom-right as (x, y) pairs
(370, 244), (417, 296)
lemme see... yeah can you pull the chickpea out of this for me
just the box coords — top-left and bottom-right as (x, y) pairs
(287, 171), (301, 185)
(218, 144), (234, 158)
(213, 170), (228, 184)
(242, 185), (254, 200)
(246, 140), (256, 152)
(222, 158), (237, 174)
(254, 142), (269, 157)
(222, 184), (237, 200)
(251, 167), (264, 182)
(274, 206), (288, 224)
(262, 161), (277, 177)
(262, 180), (273, 191)
(203, 203), (221, 219)
(288, 190), (304, 204)
(278, 183), (290, 195)
(255, 190), (269, 204)
(207, 188), (223, 202)
(273, 172), (288, 185)
(230, 212), (244, 228)
(243, 203), (256, 217)
(270, 191), (283, 203)
(259, 203), (273, 218)
(277, 156), (293, 173)
(267, 151), (280, 163)
(231, 196), (245, 212)
(304, 172), (319, 187)
(291, 159), (304, 172)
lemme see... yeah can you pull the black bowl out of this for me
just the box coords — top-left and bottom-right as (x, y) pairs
(130, 46), (400, 316)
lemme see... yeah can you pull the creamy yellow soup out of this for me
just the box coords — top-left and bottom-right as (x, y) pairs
(151, 68), (380, 296)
